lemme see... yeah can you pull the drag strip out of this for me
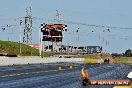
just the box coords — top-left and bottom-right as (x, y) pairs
(0, 63), (131, 88)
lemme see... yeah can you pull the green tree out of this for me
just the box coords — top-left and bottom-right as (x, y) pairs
(125, 49), (132, 57)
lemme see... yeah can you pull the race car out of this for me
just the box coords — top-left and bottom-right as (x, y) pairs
(104, 58), (110, 64)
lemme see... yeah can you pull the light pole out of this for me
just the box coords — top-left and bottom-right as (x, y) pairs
(39, 28), (42, 57)
(19, 20), (23, 54)
(19, 25), (22, 54)
(76, 27), (80, 54)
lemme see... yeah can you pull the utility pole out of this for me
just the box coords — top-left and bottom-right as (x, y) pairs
(76, 27), (80, 54)
(19, 20), (23, 54)
(56, 10), (64, 23)
(56, 10), (63, 54)
(23, 6), (33, 44)
(39, 27), (42, 57)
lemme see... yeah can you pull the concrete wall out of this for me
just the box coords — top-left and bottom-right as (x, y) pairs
(0, 57), (84, 66)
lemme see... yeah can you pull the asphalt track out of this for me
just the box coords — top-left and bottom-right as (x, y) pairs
(0, 63), (131, 88)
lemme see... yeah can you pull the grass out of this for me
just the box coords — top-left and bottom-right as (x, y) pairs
(113, 56), (132, 64)
(1, 40), (131, 63)
(84, 57), (96, 63)
(0, 40), (51, 57)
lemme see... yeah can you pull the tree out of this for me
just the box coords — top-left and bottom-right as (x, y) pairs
(124, 49), (132, 57)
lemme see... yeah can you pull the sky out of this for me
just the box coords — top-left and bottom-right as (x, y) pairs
(0, 0), (132, 53)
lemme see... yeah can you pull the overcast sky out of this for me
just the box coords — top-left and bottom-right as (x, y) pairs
(0, 0), (132, 53)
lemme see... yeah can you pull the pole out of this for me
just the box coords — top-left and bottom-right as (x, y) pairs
(19, 23), (22, 54)
(39, 29), (42, 57)
(67, 44), (69, 56)
(42, 41), (43, 58)
(77, 27), (80, 54)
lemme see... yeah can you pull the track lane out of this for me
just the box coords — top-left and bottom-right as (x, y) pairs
(0, 64), (131, 88)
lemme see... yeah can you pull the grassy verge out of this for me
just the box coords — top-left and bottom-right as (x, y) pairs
(113, 56), (132, 64)
(84, 57), (96, 63)
(0, 40), (51, 57)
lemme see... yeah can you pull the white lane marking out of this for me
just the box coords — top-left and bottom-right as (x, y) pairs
(1, 75), (9, 77)
(0, 69), (62, 78)
(16, 74), (20, 76)
(9, 74), (16, 77)
(19, 73), (25, 75)
(24, 73), (29, 75)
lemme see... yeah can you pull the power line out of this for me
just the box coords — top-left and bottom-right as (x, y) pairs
(62, 20), (132, 30)
(36, 18), (132, 30)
